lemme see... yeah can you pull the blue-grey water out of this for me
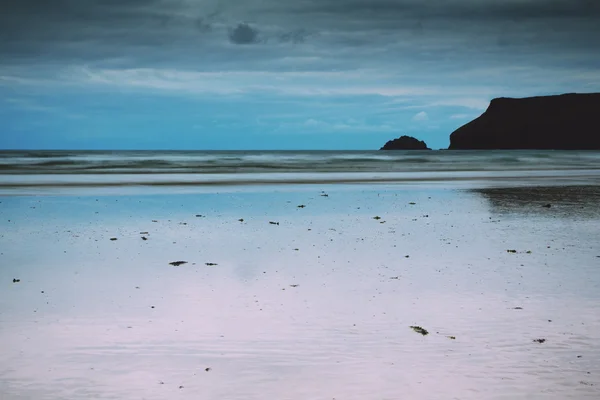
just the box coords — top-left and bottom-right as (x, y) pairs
(1, 150), (600, 193)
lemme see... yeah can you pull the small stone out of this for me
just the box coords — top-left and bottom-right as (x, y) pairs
(373, 216), (381, 220)
(448, 336), (456, 340)
(533, 338), (546, 343)
(297, 205), (306, 208)
(205, 367), (211, 372)
(110, 238), (118, 241)
(205, 263), (218, 266)
(12, 278), (20, 283)
(238, 218), (244, 222)
(290, 284), (299, 288)
(269, 221), (279, 225)
(507, 249), (517, 253)
(141, 237), (148, 240)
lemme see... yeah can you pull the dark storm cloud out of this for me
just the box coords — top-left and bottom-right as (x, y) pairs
(0, 0), (218, 63)
(1, 0), (599, 57)
(0, 0), (599, 79)
(228, 23), (260, 44)
(2, 1), (598, 45)
(281, 0), (600, 20)
(278, 29), (313, 44)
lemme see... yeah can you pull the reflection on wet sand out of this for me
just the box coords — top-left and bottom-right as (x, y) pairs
(473, 185), (600, 218)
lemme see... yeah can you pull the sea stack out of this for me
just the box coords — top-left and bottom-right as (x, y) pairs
(380, 135), (431, 150)
(448, 93), (600, 150)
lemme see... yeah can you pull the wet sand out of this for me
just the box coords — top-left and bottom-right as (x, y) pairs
(1, 184), (599, 399)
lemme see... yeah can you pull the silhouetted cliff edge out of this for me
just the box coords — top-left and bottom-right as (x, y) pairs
(448, 93), (600, 150)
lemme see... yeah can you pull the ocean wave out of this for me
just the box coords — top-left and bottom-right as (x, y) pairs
(1, 150), (599, 176)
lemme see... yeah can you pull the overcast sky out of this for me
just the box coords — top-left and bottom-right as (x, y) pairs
(1, 0), (599, 149)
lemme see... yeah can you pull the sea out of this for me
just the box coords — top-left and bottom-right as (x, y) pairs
(1, 150), (600, 194)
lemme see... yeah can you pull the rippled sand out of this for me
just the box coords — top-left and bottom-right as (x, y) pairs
(1, 185), (599, 399)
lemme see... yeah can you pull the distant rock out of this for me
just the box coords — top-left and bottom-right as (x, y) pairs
(380, 135), (431, 150)
(449, 93), (600, 150)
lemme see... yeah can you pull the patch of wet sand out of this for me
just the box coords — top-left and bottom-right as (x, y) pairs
(1, 186), (599, 399)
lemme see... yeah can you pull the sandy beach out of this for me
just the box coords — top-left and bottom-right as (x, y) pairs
(1, 183), (599, 399)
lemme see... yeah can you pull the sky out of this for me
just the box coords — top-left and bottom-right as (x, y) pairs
(1, 0), (599, 150)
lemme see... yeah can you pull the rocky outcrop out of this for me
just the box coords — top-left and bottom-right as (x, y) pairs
(380, 135), (430, 150)
(448, 93), (600, 150)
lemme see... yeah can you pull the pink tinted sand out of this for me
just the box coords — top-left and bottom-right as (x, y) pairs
(1, 185), (599, 399)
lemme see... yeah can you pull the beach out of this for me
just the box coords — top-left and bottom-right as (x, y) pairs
(1, 178), (599, 399)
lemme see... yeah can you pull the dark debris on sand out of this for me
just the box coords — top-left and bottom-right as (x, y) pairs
(410, 326), (429, 335)
(12, 278), (20, 283)
(533, 338), (546, 343)
(169, 261), (188, 266)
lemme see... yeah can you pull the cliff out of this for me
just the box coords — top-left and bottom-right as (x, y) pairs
(380, 135), (430, 150)
(448, 93), (600, 150)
